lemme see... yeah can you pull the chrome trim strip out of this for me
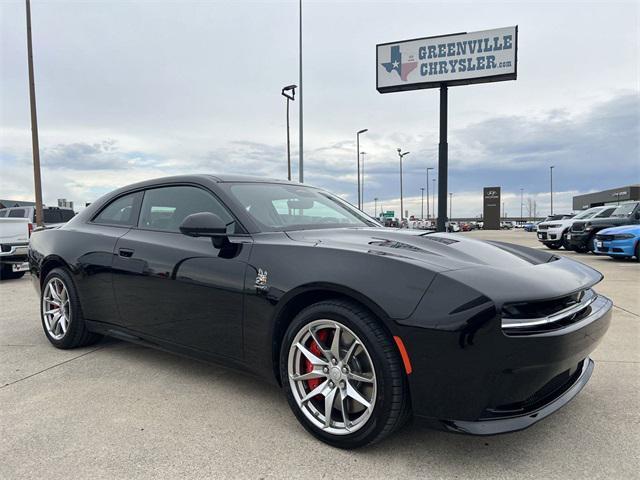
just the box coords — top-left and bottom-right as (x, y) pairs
(502, 291), (597, 329)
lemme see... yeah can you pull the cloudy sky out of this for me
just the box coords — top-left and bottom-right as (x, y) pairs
(1, 0), (639, 218)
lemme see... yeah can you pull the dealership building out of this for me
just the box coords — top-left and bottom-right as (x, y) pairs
(572, 185), (640, 210)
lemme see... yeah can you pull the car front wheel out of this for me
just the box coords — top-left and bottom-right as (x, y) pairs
(280, 300), (410, 449)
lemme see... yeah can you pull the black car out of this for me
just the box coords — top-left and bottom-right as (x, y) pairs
(28, 175), (612, 448)
(568, 201), (640, 252)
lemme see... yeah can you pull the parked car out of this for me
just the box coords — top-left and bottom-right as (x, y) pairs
(0, 217), (31, 279)
(537, 206), (616, 250)
(0, 205), (75, 227)
(447, 221), (460, 232)
(500, 221), (514, 230)
(594, 225), (640, 261)
(568, 201), (640, 252)
(523, 222), (539, 232)
(29, 175), (612, 448)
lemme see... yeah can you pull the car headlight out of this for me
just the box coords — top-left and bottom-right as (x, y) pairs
(613, 234), (635, 239)
(585, 225), (594, 231)
(547, 224), (562, 228)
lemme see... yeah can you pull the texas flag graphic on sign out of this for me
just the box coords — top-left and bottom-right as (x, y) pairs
(381, 45), (418, 81)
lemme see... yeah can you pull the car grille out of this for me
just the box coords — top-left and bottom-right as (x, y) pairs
(0, 244), (10, 253)
(596, 234), (614, 241)
(571, 222), (586, 232)
(537, 224), (549, 231)
(501, 289), (596, 335)
(597, 246), (610, 252)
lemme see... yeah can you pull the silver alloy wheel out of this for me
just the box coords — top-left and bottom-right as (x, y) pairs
(42, 277), (71, 340)
(287, 319), (377, 435)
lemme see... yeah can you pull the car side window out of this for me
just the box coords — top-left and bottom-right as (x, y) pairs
(138, 186), (233, 233)
(93, 192), (142, 226)
(8, 208), (26, 218)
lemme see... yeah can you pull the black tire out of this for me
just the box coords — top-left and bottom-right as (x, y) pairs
(280, 299), (411, 449)
(561, 231), (571, 250)
(40, 268), (102, 349)
(635, 241), (640, 263)
(0, 265), (26, 280)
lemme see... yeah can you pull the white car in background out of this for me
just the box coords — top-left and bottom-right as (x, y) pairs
(536, 206), (616, 250)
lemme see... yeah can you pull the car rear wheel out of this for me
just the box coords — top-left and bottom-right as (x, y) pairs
(41, 268), (102, 349)
(280, 300), (410, 449)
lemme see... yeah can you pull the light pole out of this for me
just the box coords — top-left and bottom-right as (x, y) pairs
(25, 0), (43, 227)
(420, 188), (425, 219)
(426, 167), (434, 220)
(298, 0), (303, 183)
(397, 149), (410, 225)
(550, 165), (555, 215)
(520, 188), (523, 223)
(449, 192), (453, 225)
(360, 151), (366, 208)
(281, 85), (297, 181)
(374, 197), (378, 219)
(432, 177), (436, 221)
(356, 129), (368, 209)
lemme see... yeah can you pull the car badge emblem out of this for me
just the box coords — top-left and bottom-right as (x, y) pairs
(255, 268), (269, 291)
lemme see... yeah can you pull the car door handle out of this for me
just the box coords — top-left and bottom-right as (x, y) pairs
(118, 248), (134, 258)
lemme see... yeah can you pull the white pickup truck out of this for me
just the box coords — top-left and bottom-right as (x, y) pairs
(0, 217), (31, 279)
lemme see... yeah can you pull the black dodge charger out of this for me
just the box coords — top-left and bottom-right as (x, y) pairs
(28, 175), (612, 448)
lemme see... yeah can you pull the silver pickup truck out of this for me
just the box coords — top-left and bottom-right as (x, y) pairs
(0, 217), (30, 279)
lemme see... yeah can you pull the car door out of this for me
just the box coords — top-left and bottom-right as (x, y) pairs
(111, 184), (249, 360)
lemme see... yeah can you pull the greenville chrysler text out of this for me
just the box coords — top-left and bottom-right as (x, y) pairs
(28, 175), (612, 448)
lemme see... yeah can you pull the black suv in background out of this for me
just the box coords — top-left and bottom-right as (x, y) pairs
(568, 201), (640, 252)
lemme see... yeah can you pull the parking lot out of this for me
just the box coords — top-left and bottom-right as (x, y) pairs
(1, 229), (638, 479)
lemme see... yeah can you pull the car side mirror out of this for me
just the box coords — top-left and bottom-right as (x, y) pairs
(180, 212), (231, 248)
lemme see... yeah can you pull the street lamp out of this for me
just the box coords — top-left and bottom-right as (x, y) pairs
(520, 188), (524, 223)
(426, 167), (434, 220)
(432, 177), (436, 221)
(550, 165), (555, 215)
(420, 187), (425, 219)
(356, 129), (368, 209)
(360, 151), (366, 208)
(397, 148), (410, 224)
(374, 197), (378, 219)
(449, 192), (453, 224)
(281, 84), (297, 181)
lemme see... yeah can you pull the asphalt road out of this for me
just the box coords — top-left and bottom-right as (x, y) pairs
(1, 230), (638, 479)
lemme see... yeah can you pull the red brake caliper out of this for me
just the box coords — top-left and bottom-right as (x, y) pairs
(304, 329), (329, 391)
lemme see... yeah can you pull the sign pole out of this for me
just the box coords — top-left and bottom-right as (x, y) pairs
(436, 85), (448, 232)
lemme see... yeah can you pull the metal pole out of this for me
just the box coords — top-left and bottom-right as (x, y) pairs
(437, 85), (448, 232)
(449, 192), (453, 222)
(421, 188), (424, 219)
(520, 188), (523, 223)
(356, 134), (360, 209)
(360, 151), (366, 208)
(298, 0), (303, 183)
(26, 0), (43, 227)
(550, 165), (554, 215)
(286, 97), (291, 181)
(432, 177), (436, 220)
(399, 152), (403, 225)
(374, 197), (378, 218)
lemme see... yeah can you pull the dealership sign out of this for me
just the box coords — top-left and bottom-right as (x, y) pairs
(376, 26), (517, 93)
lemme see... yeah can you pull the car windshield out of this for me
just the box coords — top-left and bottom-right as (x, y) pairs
(611, 203), (638, 218)
(574, 208), (601, 220)
(229, 183), (379, 231)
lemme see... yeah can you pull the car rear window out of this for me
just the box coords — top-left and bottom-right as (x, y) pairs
(8, 208), (27, 218)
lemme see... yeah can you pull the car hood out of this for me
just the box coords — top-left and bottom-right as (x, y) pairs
(599, 224), (640, 235)
(285, 227), (558, 273)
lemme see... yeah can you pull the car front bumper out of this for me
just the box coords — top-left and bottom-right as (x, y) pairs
(398, 289), (612, 435)
(537, 228), (563, 243)
(594, 239), (637, 256)
(567, 230), (593, 249)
